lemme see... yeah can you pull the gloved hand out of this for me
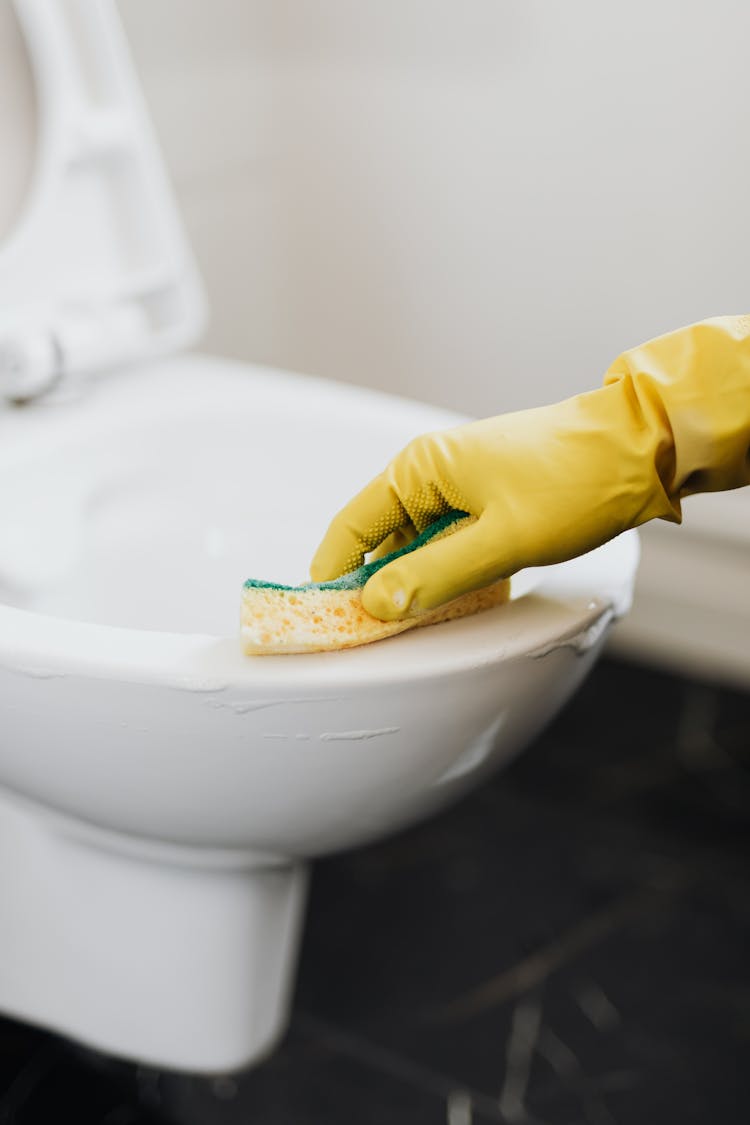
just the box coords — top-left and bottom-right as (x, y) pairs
(310, 315), (750, 621)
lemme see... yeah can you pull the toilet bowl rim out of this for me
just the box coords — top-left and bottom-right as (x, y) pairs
(0, 532), (638, 691)
(0, 355), (640, 688)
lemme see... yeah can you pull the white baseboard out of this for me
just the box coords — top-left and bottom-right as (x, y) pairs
(606, 490), (750, 689)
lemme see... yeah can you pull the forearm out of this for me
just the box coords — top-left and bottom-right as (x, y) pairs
(603, 314), (750, 508)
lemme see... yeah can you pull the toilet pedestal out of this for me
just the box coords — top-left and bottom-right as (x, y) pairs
(0, 790), (308, 1073)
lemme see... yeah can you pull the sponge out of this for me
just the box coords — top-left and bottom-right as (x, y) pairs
(240, 511), (511, 655)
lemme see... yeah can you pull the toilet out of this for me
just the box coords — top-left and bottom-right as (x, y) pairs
(0, 0), (639, 1074)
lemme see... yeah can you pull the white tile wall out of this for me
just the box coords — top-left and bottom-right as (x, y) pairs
(118, 0), (750, 417)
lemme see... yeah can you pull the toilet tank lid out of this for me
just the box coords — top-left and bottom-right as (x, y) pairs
(0, 0), (206, 402)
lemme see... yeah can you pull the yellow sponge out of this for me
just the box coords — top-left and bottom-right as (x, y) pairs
(240, 512), (511, 655)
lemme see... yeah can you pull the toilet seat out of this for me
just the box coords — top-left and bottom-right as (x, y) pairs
(0, 0), (205, 402)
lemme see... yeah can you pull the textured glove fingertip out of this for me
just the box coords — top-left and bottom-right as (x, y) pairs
(309, 554), (335, 583)
(361, 566), (414, 622)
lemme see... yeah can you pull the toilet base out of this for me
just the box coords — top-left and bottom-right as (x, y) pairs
(0, 791), (308, 1073)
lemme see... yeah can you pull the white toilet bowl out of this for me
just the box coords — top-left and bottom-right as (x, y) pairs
(0, 0), (639, 1075)
(0, 352), (639, 1072)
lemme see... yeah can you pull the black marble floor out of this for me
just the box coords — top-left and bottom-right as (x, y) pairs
(1, 655), (749, 1124)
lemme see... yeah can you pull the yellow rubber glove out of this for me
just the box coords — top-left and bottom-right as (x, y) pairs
(310, 315), (750, 621)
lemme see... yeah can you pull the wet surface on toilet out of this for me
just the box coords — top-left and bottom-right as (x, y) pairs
(0, 656), (748, 1124)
